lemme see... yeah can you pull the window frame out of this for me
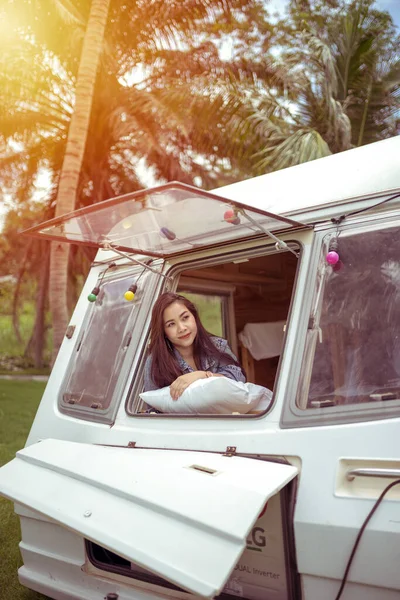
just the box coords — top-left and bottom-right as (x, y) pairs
(281, 213), (400, 429)
(126, 240), (303, 418)
(58, 264), (160, 424)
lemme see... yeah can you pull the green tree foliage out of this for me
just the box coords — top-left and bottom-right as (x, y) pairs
(0, 0), (398, 365)
(270, 0), (400, 158)
(0, 0), (273, 210)
(1, 0), (398, 204)
(0, 0), (276, 363)
(205, 0), (399, 174)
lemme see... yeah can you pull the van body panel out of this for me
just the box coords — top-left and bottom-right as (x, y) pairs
(215, 136), (400, 219)
(0, 439), (297, 597)
(1, 138), (400, 600)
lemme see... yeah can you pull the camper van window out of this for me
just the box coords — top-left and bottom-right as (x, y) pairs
(60, 268), (152, 421)
(298, 224), (400, 411)
(130, 246), (299, 415)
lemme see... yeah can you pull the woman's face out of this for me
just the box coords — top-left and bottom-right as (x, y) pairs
(163, 301), (198, 351)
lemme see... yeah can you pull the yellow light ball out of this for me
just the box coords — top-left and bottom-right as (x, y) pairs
(124, 291), (135, 301)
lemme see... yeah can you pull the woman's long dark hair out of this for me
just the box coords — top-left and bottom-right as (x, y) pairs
(149, 292), (244, 388)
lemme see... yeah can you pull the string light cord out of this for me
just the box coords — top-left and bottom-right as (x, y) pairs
(324, 191), (400, 267)
(135, 267), (146, 286)
(98, 262), (116, 285)
(335, 191), (400, 222)
(87, 262), (118, 302)
(334, 478), (400, 600)
(328, 191), (400, 231)
(102, 242), (172, 280)
(88, 250), (164, 303)
(123, 266), (146, 301)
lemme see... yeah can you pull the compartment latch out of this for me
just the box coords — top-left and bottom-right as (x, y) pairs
(223, 446), (237, 457)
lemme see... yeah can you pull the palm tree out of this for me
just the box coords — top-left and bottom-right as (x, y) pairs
(48, 0), (279, 361)
(49, 0), (112, 362)
(218, 0), (400, 174)
(1, 0), (276, 361)
(3, 0), (398, 362)
(326, 0), (400, 146)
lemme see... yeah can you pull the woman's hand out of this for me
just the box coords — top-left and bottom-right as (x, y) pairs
(170, 371), (207, 400)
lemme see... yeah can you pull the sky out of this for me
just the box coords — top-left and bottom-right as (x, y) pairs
(268, 0), (400, 26)
(377, 0), (400, 25)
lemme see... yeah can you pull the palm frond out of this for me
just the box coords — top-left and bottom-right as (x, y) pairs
(253, 128), (332, 173)
(49, 0), (86, 27)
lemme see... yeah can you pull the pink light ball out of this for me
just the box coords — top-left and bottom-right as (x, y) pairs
(224, 209), (240, 225)
(326, 251), (340, 265)
(224, 209), (234, 220)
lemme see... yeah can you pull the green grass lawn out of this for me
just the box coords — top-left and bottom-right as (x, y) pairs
(0, 379), (49, 600)
(0, 312), (52, 373)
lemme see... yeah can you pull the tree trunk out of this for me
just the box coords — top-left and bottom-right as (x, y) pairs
(12, 239), (33, 346)
(25, 242), (50, 369)
(357, 74), (373, 147)
(49, 0), (111, 364)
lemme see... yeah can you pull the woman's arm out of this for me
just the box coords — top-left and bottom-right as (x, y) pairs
(169, 370), (212, 400)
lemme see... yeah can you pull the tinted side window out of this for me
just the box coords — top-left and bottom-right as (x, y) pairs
(61, 270), (149, 416)
(299, 225), (400, 410)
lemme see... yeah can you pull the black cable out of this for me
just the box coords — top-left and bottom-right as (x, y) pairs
(310, 191), (400, 228)
(334, 478), (400, 600)
(98, 261), (117, 285)
(135, 266), (146, 285)
(330, 191), (400, 229)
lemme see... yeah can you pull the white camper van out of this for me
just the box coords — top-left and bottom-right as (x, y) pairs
(1, 137), (400, 600)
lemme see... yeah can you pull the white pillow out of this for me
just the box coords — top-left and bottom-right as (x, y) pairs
(140, 377), (273, 414)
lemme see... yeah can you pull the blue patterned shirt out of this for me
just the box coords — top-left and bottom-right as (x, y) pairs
(143, 336), (245, 392)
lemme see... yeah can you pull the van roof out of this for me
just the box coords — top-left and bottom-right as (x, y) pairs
(212, 136), (400, 222)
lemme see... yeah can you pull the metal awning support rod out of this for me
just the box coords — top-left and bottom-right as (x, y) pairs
(101, 242), (171, 280)
(239, 210), (299, 257)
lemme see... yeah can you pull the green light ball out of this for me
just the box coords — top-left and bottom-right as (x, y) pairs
(88, 293), (97, 302)
(124, 291), (135, 301)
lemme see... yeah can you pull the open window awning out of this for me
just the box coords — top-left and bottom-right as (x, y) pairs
(0, 439), (298, 597)
(22, 182), (308, 258)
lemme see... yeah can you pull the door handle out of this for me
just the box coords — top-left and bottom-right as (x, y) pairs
(346, 468), (400, 481)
